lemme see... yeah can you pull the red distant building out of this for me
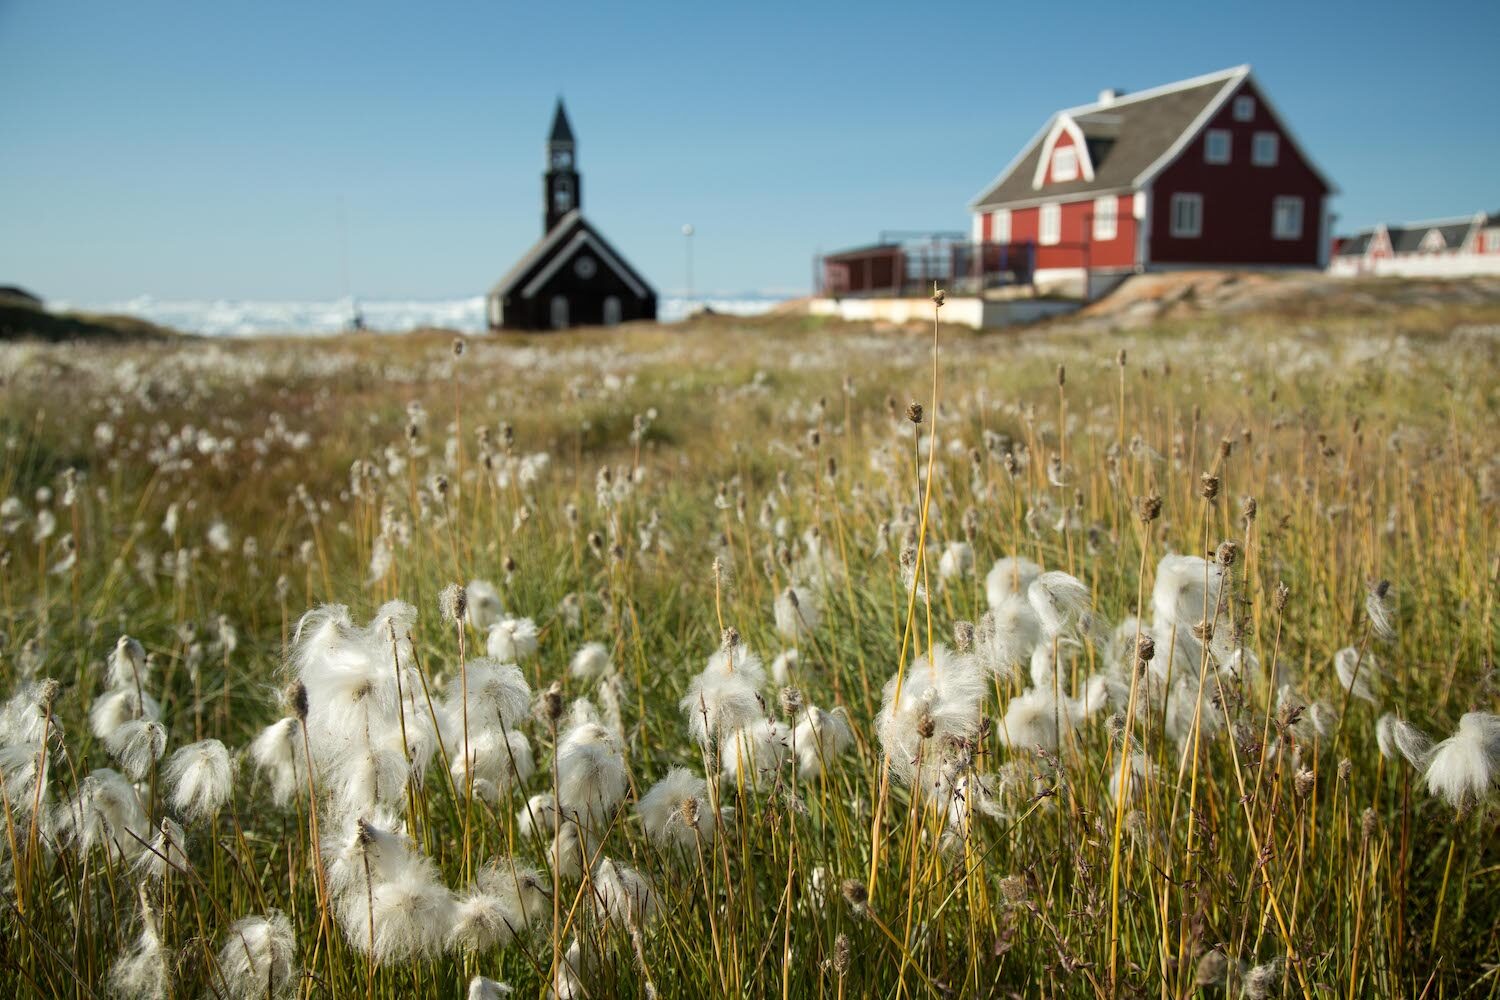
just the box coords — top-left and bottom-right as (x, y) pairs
(969, 65), (1336, 292)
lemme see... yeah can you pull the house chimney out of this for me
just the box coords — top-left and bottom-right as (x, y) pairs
(1098, 88), (1124, 105)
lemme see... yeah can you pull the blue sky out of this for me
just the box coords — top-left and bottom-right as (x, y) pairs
(1, 0), (1495, 301)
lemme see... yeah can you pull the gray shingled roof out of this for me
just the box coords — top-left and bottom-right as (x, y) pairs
(1389, 222), (1473, 254)
(971, 69), (1243, 210)
(490, 210), (583, 297)
(1335, 232), (1373, 257)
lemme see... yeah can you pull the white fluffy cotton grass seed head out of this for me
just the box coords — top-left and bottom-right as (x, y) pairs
(136, 817), (191, 880)
(1424, 712), (1500, 810)
(985, 556), (1042, 610)
(569, 641), (612, 681)
(105, 718), (168, 781)
(249, 717), (307, 807)
(637, 766), (717, 854)
(1027, 571), (1096, 641)
(215, 911), (298, 1000)
(163, 738), (236, 823)
(1375, 714), (1434, 770)
(469, 977), (515, 1000)
(109, 886), (171, 1000)
(774, 585), (821, 643)
(793, 705), (854, 779)
(555, 721), (628, 831)
(464, 579), (506, 632)
(486, 616), (539, 662)
(327, 815), (455, 964)
(107, 635), (150, 690)
(591, 857), (657, 931)
(90, 687), (162, 742)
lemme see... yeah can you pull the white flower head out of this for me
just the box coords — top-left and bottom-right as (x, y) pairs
(54, 768), (150, 861)
(215, 911), (298, 1000)
(106, 719), (169, 781)
(720, 717), (791, 787)
(986, 556), (1043, 609)
(555, 721), (628, 831)
(91, 687), (163, 741)
(476, 857), (551, 925)
(774, 585), (821, 642)
(974, 595), (1042, 680)
(327, 815), (455, 964)
(1375, 714), (1434, 770)
(469, 977), (514, 1000)
(1333, 646), (1381, 704)
(680, 669), (763, 747)
(937, 540), (974, 584)
(793, 705), (853, 779)
(107, 635), (150, 690)
(591, 857), (657, 930)
(249, 717), (307, 807)
(164, 739), (236, 822)
(770, 648), (800, 686)
(109, 887), (171, 1000)
(569, 641), (612, 681)
(637, 766), (717, 853)
(1424, 712), (1500, 809)
(1027, 571), (1095, 640)
(465, 579), (506, 632)
(136, 817), (191, 880)
(486, 617), (539, 662)
(876, 643), (985, 786)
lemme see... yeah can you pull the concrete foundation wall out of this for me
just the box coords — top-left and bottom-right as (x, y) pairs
(808, 296), (1080, 329)
(1329, 255), (1500, 278)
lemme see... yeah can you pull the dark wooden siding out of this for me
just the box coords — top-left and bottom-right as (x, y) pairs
(1149, 79), (1330, 267)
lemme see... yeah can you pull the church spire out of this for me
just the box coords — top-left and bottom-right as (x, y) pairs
(548, 99), (575, 145)
(544, 99), (579, 232)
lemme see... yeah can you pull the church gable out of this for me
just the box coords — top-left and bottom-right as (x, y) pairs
(522, 227), (650, 300)
(487, 101), (656, 332)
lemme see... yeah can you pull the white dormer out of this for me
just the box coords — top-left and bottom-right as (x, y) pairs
(1418, 229), (1447, 253)
(1032, 114), (1096, 189)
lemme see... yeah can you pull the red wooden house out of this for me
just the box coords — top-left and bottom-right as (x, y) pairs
(969, 65), (1335, 292)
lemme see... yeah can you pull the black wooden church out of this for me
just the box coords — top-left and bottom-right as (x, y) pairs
(486, 101), (657, 330)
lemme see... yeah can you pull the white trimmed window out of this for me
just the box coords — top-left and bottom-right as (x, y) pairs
(1233, 95), (1256, 121)
(1170, 193), (1203, 238)
(1092, 196), (1117, 240)
(1272, 196), (1303, 240)
(993, 208), (1011, 243)
(1051, 146), (1078, 183)
(1204, 129), (1231, 165)
(1252, 132), (1279, 167)
(1039, 203), (1061, 245)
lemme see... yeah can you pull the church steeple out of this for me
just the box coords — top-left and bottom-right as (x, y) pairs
(544, 99), (579, 232)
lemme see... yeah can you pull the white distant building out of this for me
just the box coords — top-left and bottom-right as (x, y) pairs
(1330, 211), (1500, 277)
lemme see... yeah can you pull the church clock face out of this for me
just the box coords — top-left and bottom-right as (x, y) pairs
(552, 150), (572, 169)
(573, 255), (596, 279)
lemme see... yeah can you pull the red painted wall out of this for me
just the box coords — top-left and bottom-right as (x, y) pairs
(1149, 79), (1330, 266)
(996, 195), (1137, 271)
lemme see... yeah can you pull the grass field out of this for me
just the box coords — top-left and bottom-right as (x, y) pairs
(1, 282), (1497, 998)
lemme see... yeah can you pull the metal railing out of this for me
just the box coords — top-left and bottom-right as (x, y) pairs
(816, 235), (1036, 297)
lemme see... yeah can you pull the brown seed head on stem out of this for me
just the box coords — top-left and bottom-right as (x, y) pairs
(1135, 494), (1163, 524)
